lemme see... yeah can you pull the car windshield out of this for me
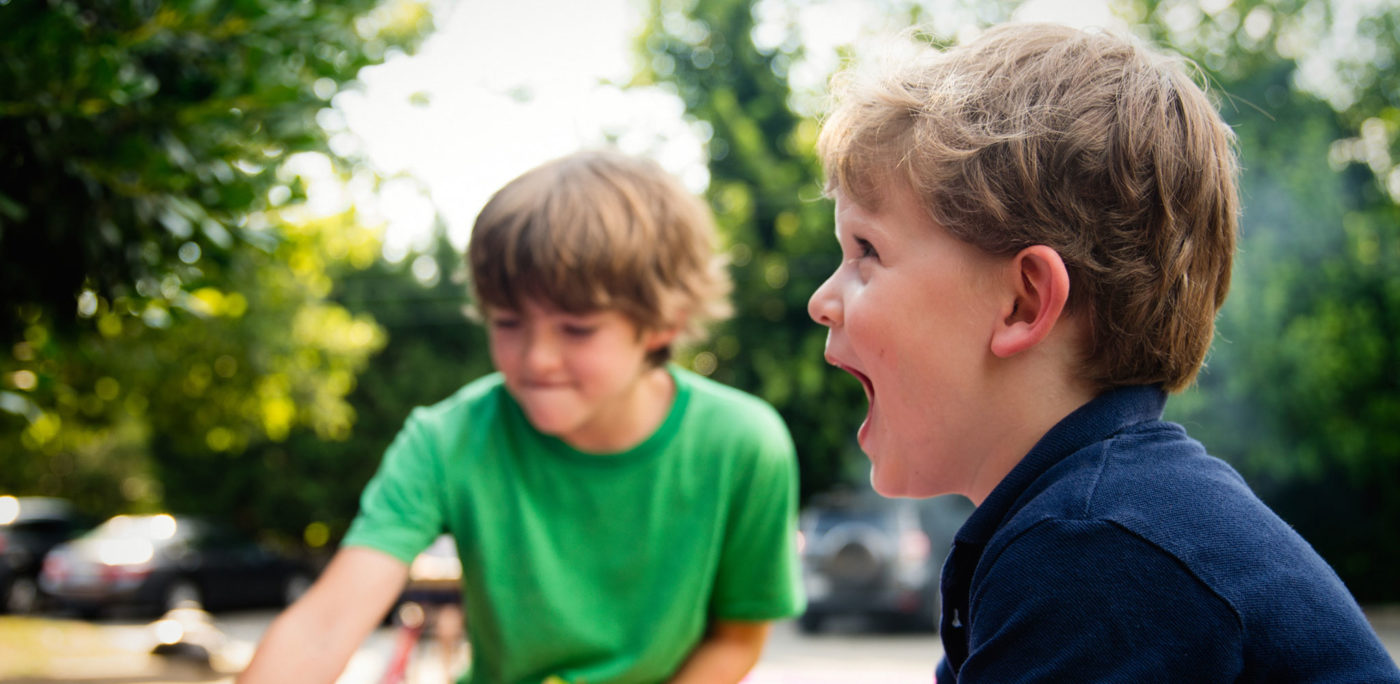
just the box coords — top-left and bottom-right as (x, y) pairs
(67, 515), (200, 566)
(87, 514), (194, 544)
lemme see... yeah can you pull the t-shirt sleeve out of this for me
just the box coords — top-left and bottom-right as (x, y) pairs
(956, 518), (1242, 682)
(340, 407), (448, 565)
(710, 408), (806, 621)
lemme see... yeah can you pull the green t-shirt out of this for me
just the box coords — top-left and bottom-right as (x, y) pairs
(342, 365), (805, 684)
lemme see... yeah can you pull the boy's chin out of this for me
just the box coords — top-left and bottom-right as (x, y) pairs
(869, 460), (947, 499)
(869, 465), (917, 499)
(517, 406), (579, 437)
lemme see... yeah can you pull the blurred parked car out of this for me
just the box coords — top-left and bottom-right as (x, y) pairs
(40, 513), (312, 616)
(798, 491), (973, 633)
(1, 495), (91, 614)
(389, 534), (467, 681)
(386, 533), (461, 625)
(402, 534), (462, 603)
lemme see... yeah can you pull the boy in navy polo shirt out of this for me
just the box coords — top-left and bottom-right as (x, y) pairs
(808, 23), (1399, 681)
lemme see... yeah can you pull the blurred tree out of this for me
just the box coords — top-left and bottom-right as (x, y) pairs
(638, 0), (871, 502)
(0, 0), (430, 345)
(240, 229), (493, 549)
(1130, 0), (1400, 601)
(0, 0), (433, 534)
(0, 194), (387, 524)
(643, 0), (1400, 599)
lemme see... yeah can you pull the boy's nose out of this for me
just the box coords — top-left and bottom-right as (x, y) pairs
(808, 275), (842, 328)
(522, 333), (563, 374)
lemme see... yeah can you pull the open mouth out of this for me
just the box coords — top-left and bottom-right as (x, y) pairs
(837, 363), (874, 402)
(831, 361), (876, 449)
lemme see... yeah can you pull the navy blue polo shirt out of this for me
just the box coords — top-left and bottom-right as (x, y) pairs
(936, 386), (1399, 682)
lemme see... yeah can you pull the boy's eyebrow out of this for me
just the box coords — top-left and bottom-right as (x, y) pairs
(554, 310), (604, 322)
(832, 210), (857, 238)
(835, 209), (881, 240)
(832, 223), (861, 249)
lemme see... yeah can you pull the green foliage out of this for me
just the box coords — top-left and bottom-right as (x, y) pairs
(0, 205), (388, 520)
(0, 0), (431, 343)
(0, 0), (433, 538)
(641, 0), (869, 501)
(6, 0), (1396, 600)
(249, 231), (494, 546)
(142, 229), (493, 549)
(645, 0), (1400, 599)
(1127, 0), (1400, 601)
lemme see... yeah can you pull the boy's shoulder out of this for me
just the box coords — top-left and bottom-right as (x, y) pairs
(402, 368), (793, 453)
(403, 372), (509, 431)
(971, 403), (1395, 677)
(995, 410), (1341, 606)
(1027, 418), (1252, 527)
(1007, 413), (1270, 545)
(984, 388), (1239, 529)
(669, 366), (800, 455)
(672, 366), (789, 433)
(675, 365), (772, 407)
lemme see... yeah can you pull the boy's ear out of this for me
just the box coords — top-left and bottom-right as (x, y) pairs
(642, 325), (681, 351)
(642, 309), (687, 350)
(989, 245), (1071, 358)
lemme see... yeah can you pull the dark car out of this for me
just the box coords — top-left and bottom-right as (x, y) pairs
(39, 513), (312, 616)
(0, 495), (90, 614)
(401, 534), (461, 605)
(798, 491), (973, 633)
(387, 533), (462, 627)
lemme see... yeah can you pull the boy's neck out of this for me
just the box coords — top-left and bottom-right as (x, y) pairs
(560, 366), (677, 454)
(965, 358), (1098, 506)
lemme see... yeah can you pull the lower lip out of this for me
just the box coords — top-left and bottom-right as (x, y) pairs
(856, 392), (874, 450)
(832, 361), (876, 451)
(519, 382), (572, 393)
(522, 378), (567, 387)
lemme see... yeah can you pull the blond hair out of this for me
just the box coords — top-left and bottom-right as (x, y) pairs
(819, 23), (1239, 392)
(467, 149), (731, 364)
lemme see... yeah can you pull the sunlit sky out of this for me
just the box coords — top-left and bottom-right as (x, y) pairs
(328, 0), (1127, 257)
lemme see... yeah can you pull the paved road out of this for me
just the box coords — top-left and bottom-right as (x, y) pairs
(752, 618), (940, 683)
(150, 606), (1400, 683)
(215, 611), (942, 683)
(3, 606), (1398, 683)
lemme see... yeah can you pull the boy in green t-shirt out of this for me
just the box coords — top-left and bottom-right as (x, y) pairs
(240, 149), (805, 684)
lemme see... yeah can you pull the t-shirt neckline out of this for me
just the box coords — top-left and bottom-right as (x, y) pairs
(500, 364), (692, 465)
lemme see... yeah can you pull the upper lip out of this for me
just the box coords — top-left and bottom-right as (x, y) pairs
(825, 353), (873, 400)
(519, 377), (572, 389)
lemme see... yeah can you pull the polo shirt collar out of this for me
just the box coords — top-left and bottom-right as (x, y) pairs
(955, 385), (1168, 545)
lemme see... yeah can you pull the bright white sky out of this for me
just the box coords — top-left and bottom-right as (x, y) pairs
(330, 0), (1118, 257)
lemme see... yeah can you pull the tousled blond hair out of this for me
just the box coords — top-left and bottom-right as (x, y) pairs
(467, 149), (731, 365)
(819, 23), (1239, 393)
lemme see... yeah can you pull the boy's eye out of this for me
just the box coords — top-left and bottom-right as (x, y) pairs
(855, 237), (879, 260)
(490, 317), (521, 330)
(562, 324), (598, 338)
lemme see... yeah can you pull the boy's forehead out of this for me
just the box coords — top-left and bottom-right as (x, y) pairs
(832, 188), (874, 230)
(486, 300), (653, 330)
(833, 185), (917, 231)
(488, 299), (594, 317)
